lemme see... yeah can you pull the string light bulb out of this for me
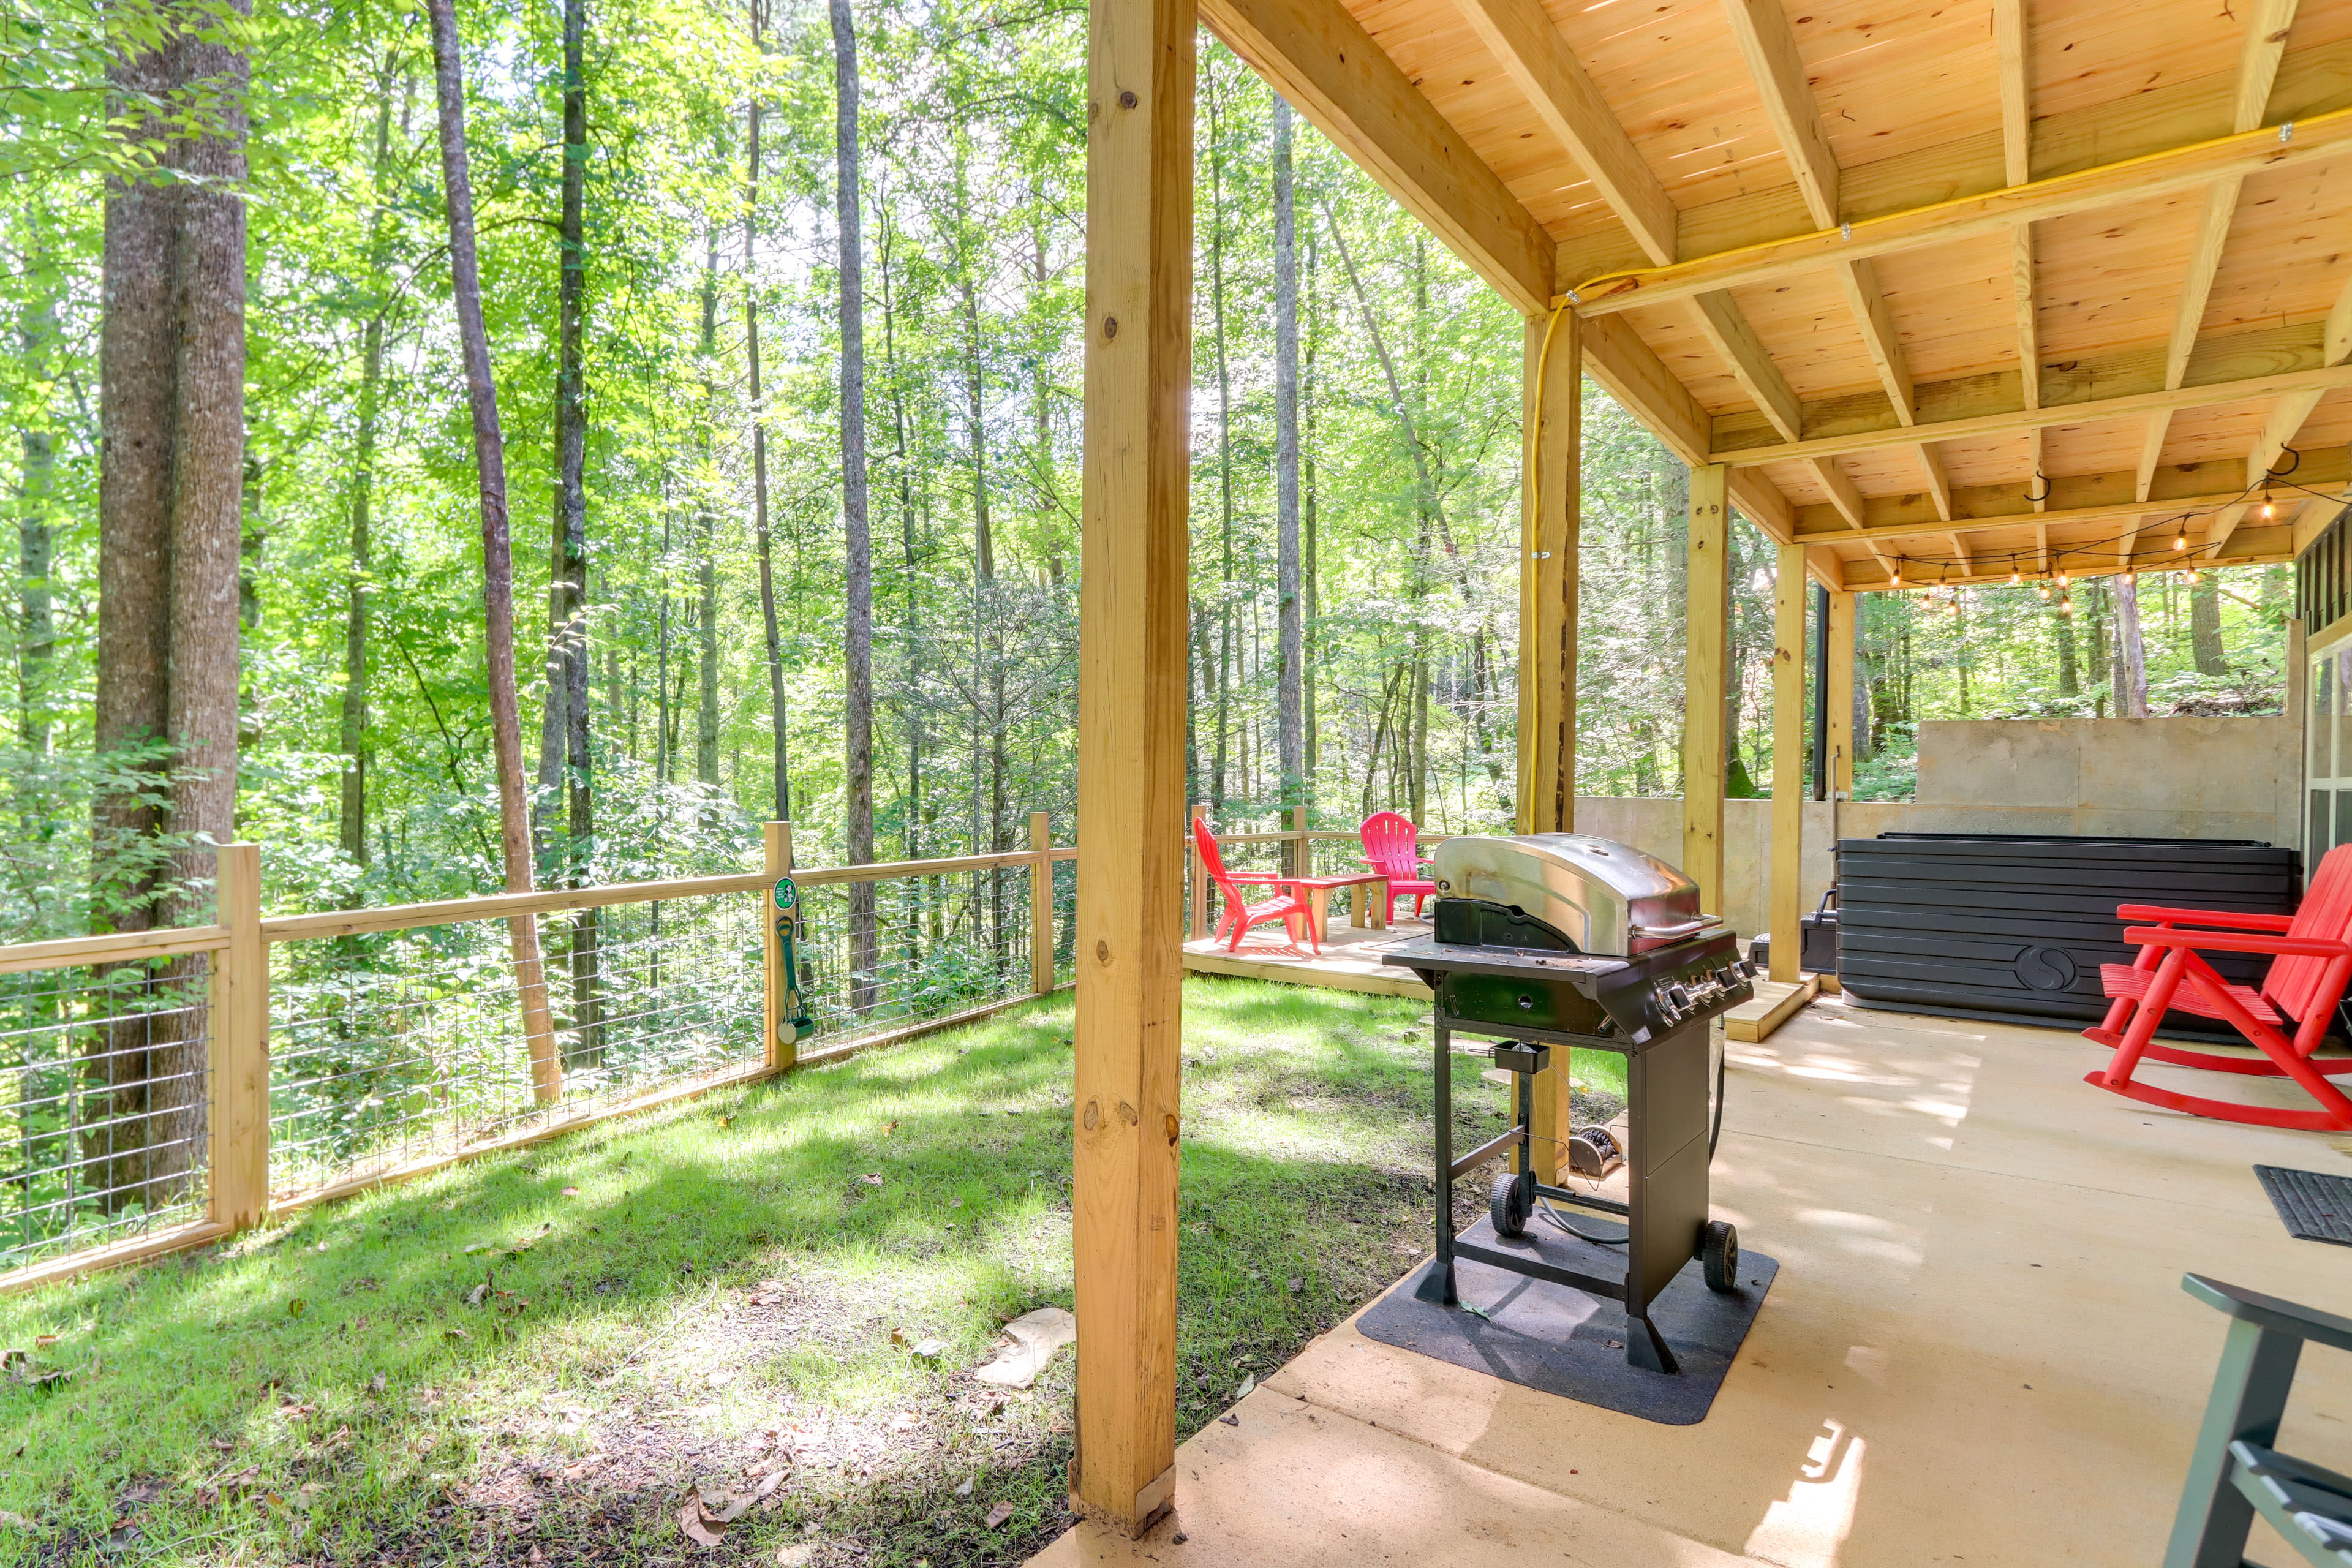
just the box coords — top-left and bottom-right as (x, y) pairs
(2122, 570), (2136, 586)
(2059, 590), (2074, 617)
(2037, 578), (2051, 601)
(2261, 486), (2275, 521)
(2010, 565), (2022, 585)
(2187, 566), (2200, 584)
(2173, 520), (2188, 551)
(2057, 570), (2071, 589)
(1890, 557), (1904, 587)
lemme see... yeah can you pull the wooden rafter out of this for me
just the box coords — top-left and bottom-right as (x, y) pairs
(1790, 484), (2283, 549)
(1202, 0), (1551, 312)
(1566, 104), (2352, 314)
(1452, 0), (1674, 266)
(1714, 358), (2352, 467)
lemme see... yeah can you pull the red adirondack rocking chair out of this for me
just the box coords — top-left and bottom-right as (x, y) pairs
(1194, 815), (1319, 954)
(2083, 842), (2352, 1131)
(1358, 812), (1437, 922)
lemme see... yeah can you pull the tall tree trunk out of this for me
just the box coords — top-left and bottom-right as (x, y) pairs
(746, 0), (788, 821)
(1207, 68), (1232, 816)
(549, 0), (598, 1063)
(341, 63), (403, 871)
(17, 207), (58, 753)
(2190, 571), (2228, 674)
(92, 0), (249, 1203)
(1302, 232), (1319, 793)
(428, 0), (559, 1097)
(1273, 99), (1304, 825)
(2055, 598), (2079, 696)
(695, 228), (723, 786)
(2114, 575), (2149, 717)
(832, 0), (877, 1010)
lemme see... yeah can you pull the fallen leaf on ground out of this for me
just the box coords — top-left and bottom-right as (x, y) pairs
(859, 1172), (884, 1186)
(32, 1335), (56, 1348)
(0, 1512), (29, 1529)
(717, 1116), (734, 1128)
(560, 1186), (580, 1197)
(971, 1306), (1077, 1389)
(560, 1454), (608, 1483)
(700, 1489), (753, 1523)
(287, 1298), (307, 1317)
(748, 1281), (787, 1306)
(1286, 1278), (1303, 1294)
(948, 1196), (963, 1209)
(889, 1412), (916, 1433)
(954, 1478), (973, 1498)
(678, 1491), (726, 1547)
(753, 1466), (791, 1501)
(1218, 1413), (1239, 1427)
(913, 1337), (948, 1360)
(985, 1501), (1016, 1528)
(462, 1242), (499, 1255)
(890, 1327), (910, 1348)
(884, 1120), (898, 1135)
(464, 1282), (489, 1308)
(1234, 1372), (1256, 1400)
(368, 1373), (386, 1393)
(776, 1547), (815, 1567)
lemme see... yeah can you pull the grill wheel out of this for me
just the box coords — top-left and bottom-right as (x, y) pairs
(1490, 1169), (1535, 1238)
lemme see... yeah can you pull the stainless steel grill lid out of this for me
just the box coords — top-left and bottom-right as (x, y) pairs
(1429, 834), (1713, 955)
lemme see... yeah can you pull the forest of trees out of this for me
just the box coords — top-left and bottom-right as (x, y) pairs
(0, 0), (2295, 951)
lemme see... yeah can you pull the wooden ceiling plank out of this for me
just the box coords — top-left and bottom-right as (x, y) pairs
(1453, 0), (1676, 266)
(1837, 258), (1916, 421)
(2163, 176), (2245, 391)
(1567, 104), (2352, 314)
(1792, 483), (2280, 549)
(2011, 227), (2039, 412)
(2326, 272), (2352, 366)
(1949, 532), (1973, 574)
(1714, 358), (2352, 466)
(2236, 0), (2304, 134)
(1202, 0), (1553, 314)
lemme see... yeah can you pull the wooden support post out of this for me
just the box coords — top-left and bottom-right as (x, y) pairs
(1289, 805), (1309, 878)
(1825, 591), (1856, 805)
(1188, 801), (1208, 943)
(1683, 464), (1731, 912)
(1072, 0), (1192, 1534)
(763, 821), (794, 1073)
(1770, 541), (1806, 982)
(1517, 306), (1580, 835)
(209, 843), (270, 1233)
(1032, 811), (1057, 994)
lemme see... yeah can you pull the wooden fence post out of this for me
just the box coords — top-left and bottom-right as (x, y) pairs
(1032, 811), (1056, 994)
(209, 843), (270, 1233)
(1187, 802), (1208, 943)
(764, 821), (793, 1072)
(1289, 805), (1309, 878)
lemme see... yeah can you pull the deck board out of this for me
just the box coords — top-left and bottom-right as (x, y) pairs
(1180, 921), (1434, 1000)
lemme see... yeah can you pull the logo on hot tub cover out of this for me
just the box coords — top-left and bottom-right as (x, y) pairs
(2012, 944), (2078, 992)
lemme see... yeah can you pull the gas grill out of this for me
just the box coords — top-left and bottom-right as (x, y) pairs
(1382, 833), (1757, 1374)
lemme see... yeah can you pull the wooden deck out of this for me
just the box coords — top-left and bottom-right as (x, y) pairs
(1181, 919), (1434, 1000)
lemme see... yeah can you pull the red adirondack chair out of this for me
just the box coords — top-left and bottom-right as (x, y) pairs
(1358, 811), (1438, 922)
(1194, 815), (1319, 954)
(2084, 842), (2352, 1131)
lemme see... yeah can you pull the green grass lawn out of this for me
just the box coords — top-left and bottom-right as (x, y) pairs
(0, 976), (1627, 1567)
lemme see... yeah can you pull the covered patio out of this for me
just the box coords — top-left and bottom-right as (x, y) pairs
(1063, 0), (2352, 1555)
(1041, 990), (2352, 1564)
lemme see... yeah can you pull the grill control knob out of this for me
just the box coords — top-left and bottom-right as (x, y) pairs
(1666, 984), (1692, 1012)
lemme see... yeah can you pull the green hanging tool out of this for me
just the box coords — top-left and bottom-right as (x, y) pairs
(774, 876), (817, 1045)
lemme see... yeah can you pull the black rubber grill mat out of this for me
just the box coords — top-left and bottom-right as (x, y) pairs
(1355, 1215), (1777, 1426)
(2255, 1166), (2352, 1248)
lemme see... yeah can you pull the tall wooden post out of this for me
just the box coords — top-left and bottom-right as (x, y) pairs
(1031, 811), (1057, 994)
(763, 820), (794, 1072)
(1769, 542), (1806, 982)
(1072, 0), (1192, 1536)
(1516, 306), (1580, 1180)
(1683, 464), (1731, 913)
(1289, 804), (1309, 878)
(1517, 307), (1580, 835)
(1825, 592), (1857, 804)
(209, 843), (270, 1233)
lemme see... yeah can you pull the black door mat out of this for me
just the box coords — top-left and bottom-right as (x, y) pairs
(1354, 1214), (1778, 1426)
(2255, 1165), (2352, 1246)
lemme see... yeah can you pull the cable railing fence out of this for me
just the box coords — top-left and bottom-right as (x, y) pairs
(1, 821), (1079, 1292)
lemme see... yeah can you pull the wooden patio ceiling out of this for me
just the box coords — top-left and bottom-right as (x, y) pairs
(1203, 0), (2352, 589)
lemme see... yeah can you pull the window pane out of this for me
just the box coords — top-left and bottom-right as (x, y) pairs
(2316, 657), (2334, 775)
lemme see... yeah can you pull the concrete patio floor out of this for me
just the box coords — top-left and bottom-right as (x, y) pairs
(1031, 993), (2352, 1566)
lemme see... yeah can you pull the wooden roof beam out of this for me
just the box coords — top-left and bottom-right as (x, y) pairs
(1566, 104), (2352, 314)
(1453, 0), (1676, 266)
(1716, 358), (2352, 467)
(1202, 0), (1553, 314)
(1791, 484), (2267, 549)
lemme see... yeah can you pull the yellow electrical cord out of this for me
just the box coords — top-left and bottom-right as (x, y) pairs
(1528, 300), (1570, 540)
